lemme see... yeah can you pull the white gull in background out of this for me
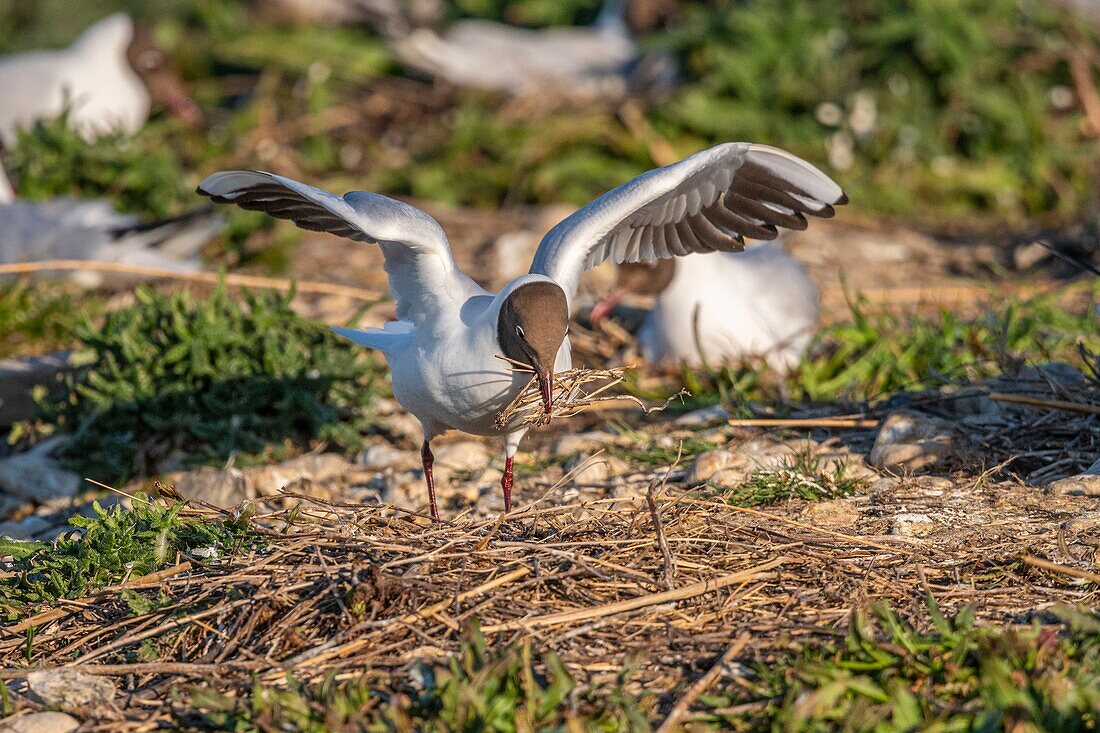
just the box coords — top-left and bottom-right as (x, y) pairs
(0, 14), (173, 145)
(0, 161), (220, 288)
(591, 244), (819, 374)
(198, 142), (846, 519)
(391, 1), (674, 99)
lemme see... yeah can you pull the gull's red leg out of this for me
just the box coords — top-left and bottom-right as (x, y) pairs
(421, 440), (439, 522)
(501, 456), (515, 513)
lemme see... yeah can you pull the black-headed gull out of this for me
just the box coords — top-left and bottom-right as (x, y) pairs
(198, 142), (846, 519)
(0, 15), (148, 145)
(591, 244), (819, 374)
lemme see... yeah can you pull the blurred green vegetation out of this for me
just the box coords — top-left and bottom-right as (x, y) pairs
(0, 280), (104, 358)
(1, 0), (1097, 224)
(25, 283), (381, 483)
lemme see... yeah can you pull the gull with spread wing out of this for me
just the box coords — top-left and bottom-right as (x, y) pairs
(198, 142), (847, 520)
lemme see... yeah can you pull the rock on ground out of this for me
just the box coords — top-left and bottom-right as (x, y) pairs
(0, 453), (82, 502)
(566, 454), (632, 484)
(1048, 474), (1100, 498)
(0, 712), (80, 733)
(28, 669), (116, 708)
(174, 466), (249, 508)
(869, 412), (958, 473)
(431, 441), (492, 472)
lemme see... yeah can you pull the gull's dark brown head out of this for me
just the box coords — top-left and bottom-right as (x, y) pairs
(498, 281), (569, 415)
(591, 258), (676, 325)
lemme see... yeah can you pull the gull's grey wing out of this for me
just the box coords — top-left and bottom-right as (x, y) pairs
(529, 143), (847, 304)
(198, 170), (483, 323)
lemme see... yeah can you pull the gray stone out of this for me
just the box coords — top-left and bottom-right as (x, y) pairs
(674, 405), (730, 427)
(690, 439), (799, 486)
(0, 453), (83, 501)
(360, 443), (417, 470)
(689, 449), (735, 483)
(868, 477), (900, 495)
(1016, 362), (1087, 390)
(552, 431), (616, 456)
(28, 669), (116, 708)
(1085, 458), (1100, 476)
(0, 515), (52, 540)
(1048, 474), (1100, 498)
(174, 466), (249, 508)
(0, 493), (26, 520)
(244, 453), (349, 496)
(432, 441), (492, 472)
(381, 411), (423, 445)
(891, 513), (935, 537)
(869, 413), (956, 473)
(0, 712), (80, 733)
(0, 351), (73, 426)
(566, 454), (631, 484)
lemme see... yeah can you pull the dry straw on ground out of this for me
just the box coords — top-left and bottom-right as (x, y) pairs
(1, 473), (1096, 730)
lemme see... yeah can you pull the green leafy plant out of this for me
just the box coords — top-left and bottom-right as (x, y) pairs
(187, 624), (651, 731)
(712, 602), (1100, 731)
(0, 497), (258, 620)
(36, 283), (380, 482)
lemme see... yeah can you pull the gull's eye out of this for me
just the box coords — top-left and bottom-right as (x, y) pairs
(515, 325), (525, 338)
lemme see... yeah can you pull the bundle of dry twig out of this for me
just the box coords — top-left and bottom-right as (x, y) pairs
(493, 356), (685, 430)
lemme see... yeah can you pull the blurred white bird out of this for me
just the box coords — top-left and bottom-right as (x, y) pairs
(391, 1), (675, 99)
(0, 161), (221, 288)
(0, 14), (149, 145)
(591, 244), (820, 374)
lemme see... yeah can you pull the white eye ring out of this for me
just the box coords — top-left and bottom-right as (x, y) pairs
(515, 325), (525, 337)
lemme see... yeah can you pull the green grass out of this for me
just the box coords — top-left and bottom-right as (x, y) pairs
(791, 290), (1099, 402)
(24, 282), (381, 483)
(644, 287), (1100, 410)
(186, 624), (651, 732)
(0, 496), (258, 622)
(701, 601), (1100, 731)
(710, 451), (865, 507)
(0, 280), (103, 358)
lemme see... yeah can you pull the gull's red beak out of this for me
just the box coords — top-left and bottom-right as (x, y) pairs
(538, 370), (554, 416)
(590, 288), (625, 326)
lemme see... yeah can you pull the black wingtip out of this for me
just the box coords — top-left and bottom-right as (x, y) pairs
(836, 191), (849, 206)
